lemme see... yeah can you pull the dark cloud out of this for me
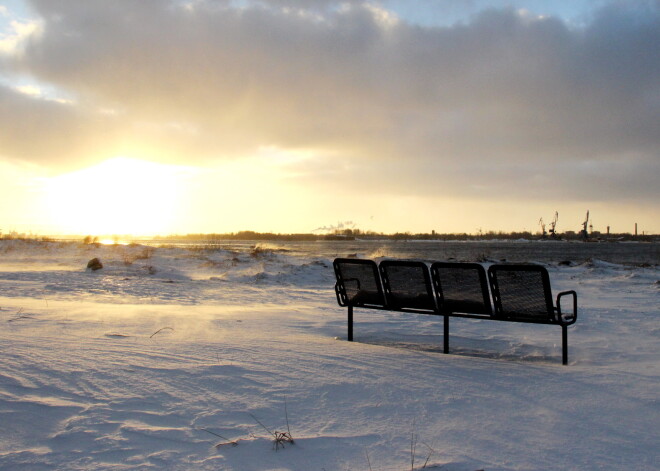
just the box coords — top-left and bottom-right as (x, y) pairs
(3, 0), (659, 200)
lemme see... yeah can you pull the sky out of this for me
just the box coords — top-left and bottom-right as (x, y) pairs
(0, 0), (658, 237)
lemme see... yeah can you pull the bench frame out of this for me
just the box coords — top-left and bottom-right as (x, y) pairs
(334, 258), (578, 365)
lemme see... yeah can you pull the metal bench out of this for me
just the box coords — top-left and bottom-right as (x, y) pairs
(333, 258), (578, 364)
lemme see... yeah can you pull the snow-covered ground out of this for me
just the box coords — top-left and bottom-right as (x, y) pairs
(0, 239), (658, 470)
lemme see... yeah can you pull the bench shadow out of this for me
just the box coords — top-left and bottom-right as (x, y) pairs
(354, 335), (561, 364)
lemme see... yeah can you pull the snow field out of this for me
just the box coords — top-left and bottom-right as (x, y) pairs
(0, 240), (658, 470)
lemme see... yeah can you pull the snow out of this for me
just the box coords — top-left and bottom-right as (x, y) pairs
(1, 239), (658, 470)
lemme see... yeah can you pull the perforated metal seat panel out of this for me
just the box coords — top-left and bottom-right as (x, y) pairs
(333, 259), (385, 307)
(379, 261), (435, 311)
(431, 262), (492, 315)
(488, 264), (555, 321)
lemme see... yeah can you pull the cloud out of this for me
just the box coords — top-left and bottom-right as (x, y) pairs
(0, 84), (112, 166)
(0, 17), (41, 54)
(2, 0), (659, 201)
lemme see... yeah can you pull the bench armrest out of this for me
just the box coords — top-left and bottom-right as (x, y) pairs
(335, 282), (347, 307)
(335, 278), (361, 307)
(556, 290), (577, 325)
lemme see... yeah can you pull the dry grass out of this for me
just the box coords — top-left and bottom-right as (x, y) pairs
(149, 327), (174, 338)
(249, 398), (295, 451)
(199, 428), (240, 448)
(7, 308), (36, 322)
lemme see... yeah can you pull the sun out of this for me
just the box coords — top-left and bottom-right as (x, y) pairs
(44, 157), (191, 236)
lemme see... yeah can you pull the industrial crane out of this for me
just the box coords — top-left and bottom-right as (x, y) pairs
(581, 210), (590, 241)
(548, 211), (559, 239)
(538, 218), (547, 238)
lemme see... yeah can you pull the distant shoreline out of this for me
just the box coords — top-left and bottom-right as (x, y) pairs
(3, 230), (659, 244)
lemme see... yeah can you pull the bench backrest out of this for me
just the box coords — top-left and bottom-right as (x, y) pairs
(333, 258), (386, 308)
(488, 264), (555, 321)
(430, 262), (492, 315)
(379, 260), (436, 312)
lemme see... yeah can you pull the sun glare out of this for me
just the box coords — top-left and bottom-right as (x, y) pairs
(44, 157), (191, 236)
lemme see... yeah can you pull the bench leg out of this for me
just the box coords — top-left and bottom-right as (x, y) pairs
(443, 315), (449, 354)
(562, 324), (568, 365)
(347, 306), (353, 342)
